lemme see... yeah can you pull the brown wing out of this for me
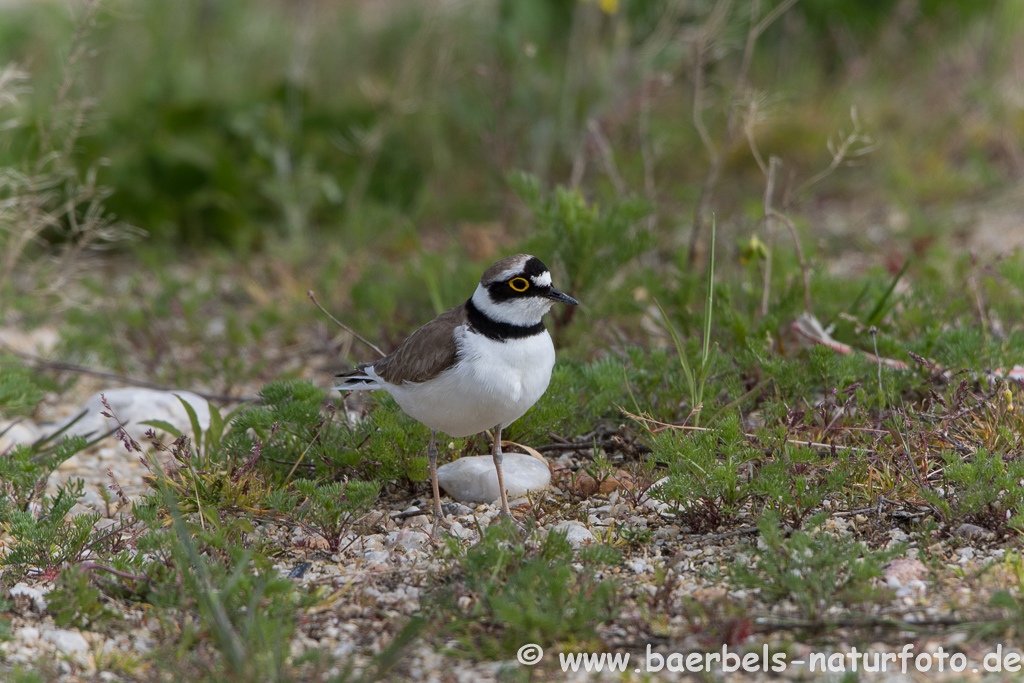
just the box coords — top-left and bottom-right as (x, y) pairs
(372, 303), (468, 384)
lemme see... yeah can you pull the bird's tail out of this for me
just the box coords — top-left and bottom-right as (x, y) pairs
(333, 365), (382, 391)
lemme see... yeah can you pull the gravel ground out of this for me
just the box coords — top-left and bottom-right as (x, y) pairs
(3, 328), (1024, 682)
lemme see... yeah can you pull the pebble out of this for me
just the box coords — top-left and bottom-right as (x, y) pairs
(42, 628), (89, 655)
(54, 387), (211, 443)
(360, 535), (385, 551)
(16, 627), (40, 641)
(955, 523), (995, 540)
(10, 583), (49, 611)
(626, 558), (652, 574)
(436, 453), (550, 504)
(551, 521), (596, 547)
(446, 521), (475, 540)
(77, 490), (107, 510)
(131, 630), (154, 653)
(363, 550), (391, 565)
(0, 419), (41, 450)
(387, 530), (430, 551)
(0, 325), (59, 355)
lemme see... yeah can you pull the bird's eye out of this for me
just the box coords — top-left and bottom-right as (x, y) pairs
(508, 277), (530, 292)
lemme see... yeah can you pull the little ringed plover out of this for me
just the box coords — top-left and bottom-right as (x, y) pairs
(334, 254), (578, 533)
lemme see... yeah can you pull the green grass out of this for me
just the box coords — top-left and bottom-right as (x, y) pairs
(429, 521), (621, 662)
(3, 0), (1024, 679)
(727, 511), (904, 621)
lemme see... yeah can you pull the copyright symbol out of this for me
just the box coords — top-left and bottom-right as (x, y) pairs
(517, 643), (543, 665)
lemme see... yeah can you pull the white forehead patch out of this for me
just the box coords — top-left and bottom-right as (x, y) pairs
(493, 267), (522, 282)
(531, 272), (552, 287)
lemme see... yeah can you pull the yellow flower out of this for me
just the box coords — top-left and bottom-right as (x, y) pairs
(582, 0), (620, 15)
(740, 235), (768, 265)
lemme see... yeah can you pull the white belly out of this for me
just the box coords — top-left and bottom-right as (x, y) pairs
(383, 327), (556, 437)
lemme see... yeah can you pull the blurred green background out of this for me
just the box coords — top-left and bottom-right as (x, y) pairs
(2, 0), (1018, 240)
(0, 0), (1022, 366)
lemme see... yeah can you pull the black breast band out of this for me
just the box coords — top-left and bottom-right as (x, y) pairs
(465, 298), (546, 341)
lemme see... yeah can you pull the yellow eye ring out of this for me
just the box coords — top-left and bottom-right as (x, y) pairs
(508, 277), (530, 292)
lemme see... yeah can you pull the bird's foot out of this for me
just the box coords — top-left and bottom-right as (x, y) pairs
(429, 509), (452, 541)
(496, 508), (527, 535)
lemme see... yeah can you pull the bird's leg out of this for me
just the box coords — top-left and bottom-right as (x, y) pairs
(427, 430), (449, 537)
(492, 424), (515, 521)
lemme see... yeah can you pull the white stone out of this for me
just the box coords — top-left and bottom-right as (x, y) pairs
(42, 628), (89, 655)
(16, 627), (40, 642)
(363, 550), (391, 565)
(447, 521), (475, 540)
(54, 387), (211, 443)
(333, 641), (356, 658)
(360, 535), (385, 552)
(896, 580), (928, 598)
(0, 420), (41, 451)
(551, 520), (596, 547)
(131, 631), (154, 654)
(627, 558), (651, 574)
(644, 498), (670, 513)
(10, 583), (49, 611)
(436, 453), (550, 504)
(0, 325), (59, 355)
(386, 530), (429, 551)
(955, 523), (994, 540)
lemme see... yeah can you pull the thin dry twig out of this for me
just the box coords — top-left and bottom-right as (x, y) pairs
(621, 407), (873, 454)
(760, 156), (780, 317)
(308, 289), (386, 358)
(639, 77), (658, 231)
(688, 0), (796, 267)
(588, 119), (626, 197)
(743, 94), (769, 176)
(793, 106), (877, 197)
(687, 0), (733, 267)
(81, 561), (150, 583)
(0, 346), (257, 404)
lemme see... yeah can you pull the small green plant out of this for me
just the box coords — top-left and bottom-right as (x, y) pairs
(615, 521), (654, 550)
(0, 597), (11, 642)
(227, 380), (411, 482)
(512, 171), (654, 329)
(0, 362), (99, 508)
(48, 564), (123, 629)
(0, 431), (92, 510)
(286, 478), (381, 553)
(145, 478), (302, 682)
(655, 413), (755, 531)
(654, 219), (717, 427)
(432, 520), (620, 660)
(728, 511), (903, 621)
(4, 667), (47, 683)
(0, 478), (100, 580)
(0, 357), (47, 415)
(920, 447), (1024, 534)
(144, 396), (241, 472)
(751, 450), (857, 528)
